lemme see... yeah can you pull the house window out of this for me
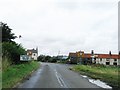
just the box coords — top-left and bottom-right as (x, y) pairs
(114, 59), (117, 62)
(100, 58), (102, 61)
(106, 62), (110, 65)
(34, 54), (35, 56)
(113, 62), (117, 65)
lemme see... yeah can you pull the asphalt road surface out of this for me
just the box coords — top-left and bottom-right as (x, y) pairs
(18, 62), (104, 89)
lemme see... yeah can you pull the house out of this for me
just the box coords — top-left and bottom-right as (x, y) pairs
(95, 54), (119, 65)
(68, 50), (119, 65)
(83, 53), (92, 64)
(68, 52), (78, 64)
(69, 51), (84, 64)
(27, 48), (38, 60)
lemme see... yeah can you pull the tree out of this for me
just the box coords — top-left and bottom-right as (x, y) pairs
(2, 42), (26, 64)
(0, 22), (17, 42)
(50, 56), (57, 63)
(44, 56), (51, 62)
(37, 55), (45, 61)
(1, 22), (26, 64)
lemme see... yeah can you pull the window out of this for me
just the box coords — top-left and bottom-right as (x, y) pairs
(106, 62), (110, 65)
(100, 58), (102, 61)
(113, 62), (117, 65)
(34, 54), (35, 56)
(114, 59), (117, 62)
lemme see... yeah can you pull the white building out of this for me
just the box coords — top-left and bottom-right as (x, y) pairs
(95, 54), (119, 66)
(27, 48), (38, 60)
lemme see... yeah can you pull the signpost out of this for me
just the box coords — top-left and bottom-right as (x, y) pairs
(20, 55), (31, 61)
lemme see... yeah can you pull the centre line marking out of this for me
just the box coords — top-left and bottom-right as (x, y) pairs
(55, 70), (68, 88)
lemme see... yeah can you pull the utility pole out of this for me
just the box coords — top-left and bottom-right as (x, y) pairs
(58, 50), (60, 56)
(36, 47), (38, 56)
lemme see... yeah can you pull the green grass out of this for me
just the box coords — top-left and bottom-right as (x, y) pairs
(71, 64), (120, 88)
(2, 61), (40, 88)
(2, 57), (12, 71)
(0, 71), (2, 90)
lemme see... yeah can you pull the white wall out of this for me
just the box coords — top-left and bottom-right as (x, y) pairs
(96, 58), (106, 65)
(118, 59), (120, 65)
(96, 58), (119, 65)
(32, 53), (38, 60)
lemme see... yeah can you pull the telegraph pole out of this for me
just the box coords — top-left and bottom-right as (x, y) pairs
(58, 50), (60, 56)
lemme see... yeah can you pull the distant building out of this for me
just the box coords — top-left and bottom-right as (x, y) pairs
(27, 48), (38, 60)
(68, 52), (78, 64)
(83, 53), (92, 64)
(69, 52), (92, 64)
(68, 51), (119, 65)
(95, 54), (119, 65)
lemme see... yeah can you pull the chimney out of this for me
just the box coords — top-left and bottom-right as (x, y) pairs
(109, 51), (111, 56)
(91, 50), (94, 55)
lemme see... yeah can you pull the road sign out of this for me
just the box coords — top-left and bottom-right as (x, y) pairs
(20, 55), (31, 61)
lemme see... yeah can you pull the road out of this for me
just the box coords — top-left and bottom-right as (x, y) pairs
(17, 62), (104, 89)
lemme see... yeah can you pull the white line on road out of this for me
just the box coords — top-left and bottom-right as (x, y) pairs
(55, 71), (63, 87)
(54, 69), (68, 88)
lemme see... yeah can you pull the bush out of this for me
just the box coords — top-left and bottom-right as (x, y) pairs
(37, 55), (45, 61)
(2, 57), (12, 70)
(2, 42), (26, 64)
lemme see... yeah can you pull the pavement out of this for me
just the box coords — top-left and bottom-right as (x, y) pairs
(17, 62), (105, 89)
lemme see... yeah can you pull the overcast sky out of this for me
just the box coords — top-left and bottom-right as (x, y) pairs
(0, 0), (119, 56)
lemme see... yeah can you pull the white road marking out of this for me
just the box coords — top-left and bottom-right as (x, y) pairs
(55, 71), (63, 87)
(54, 69), (68, 88)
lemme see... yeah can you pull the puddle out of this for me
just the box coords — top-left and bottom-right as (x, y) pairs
(81, 75), (87, 78)
(88, 79), (112, 89)
(80, 74), (112, 89)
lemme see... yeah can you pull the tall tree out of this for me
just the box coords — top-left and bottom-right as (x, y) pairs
(0, 22), (17, 42)
(1, 22), (26, 64)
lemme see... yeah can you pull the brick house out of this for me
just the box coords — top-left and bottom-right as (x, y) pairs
(68, 52), (78, 64)
(69, 51), (90, 64)
(83, 53), (92, 64)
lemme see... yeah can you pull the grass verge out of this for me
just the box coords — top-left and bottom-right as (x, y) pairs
(2, 61), (40, 88)
(70, 64), (120, 88)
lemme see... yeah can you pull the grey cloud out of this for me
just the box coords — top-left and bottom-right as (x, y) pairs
(0, 0), (118, 56)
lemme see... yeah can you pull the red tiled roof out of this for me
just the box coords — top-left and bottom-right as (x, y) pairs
(84, 53), (91, 58)
(69, 52), (119, 59)
(97, 54), (119, 59)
